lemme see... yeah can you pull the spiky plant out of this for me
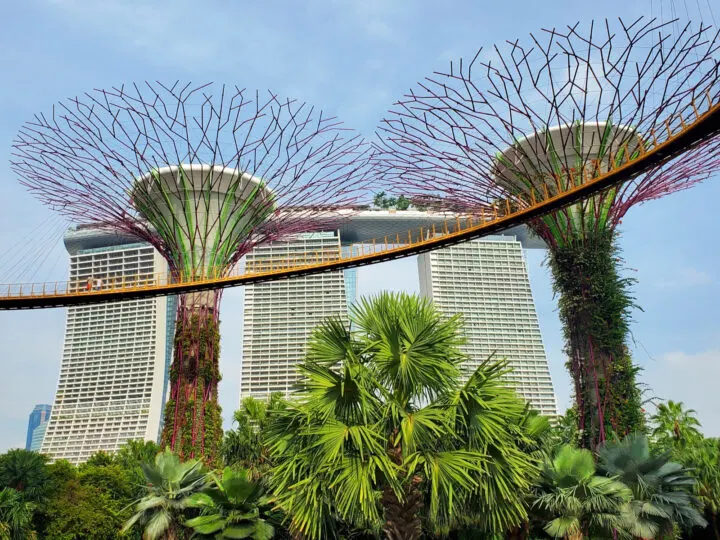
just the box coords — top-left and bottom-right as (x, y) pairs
(185, 467), (275, 540)
(598, 434), (707, 538)
(532, 445), (632, 539)
(122, 449), (209, 540)
(266, 292), (541, 540)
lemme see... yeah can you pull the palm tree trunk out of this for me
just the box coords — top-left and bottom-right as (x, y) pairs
(381, 483), (423, 540)
(507, 523), (528, 539)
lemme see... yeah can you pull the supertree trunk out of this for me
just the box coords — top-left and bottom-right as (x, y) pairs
(548, 229), (644, 449)
(161, 291), (223, 465)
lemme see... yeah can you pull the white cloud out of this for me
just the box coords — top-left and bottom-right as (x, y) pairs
(642, 348), (720, 436)
(654, 266), (713, 288)
(662, 349), (720, 367)
(45, 0), (287, 74)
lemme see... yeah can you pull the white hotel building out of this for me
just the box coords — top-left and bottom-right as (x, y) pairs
(42, 214), (557, 462)
(41, 227), (174, 464)
(239, 213), (557, 416)
(419, 235), (557, 416)
(240, 232), (348, 399)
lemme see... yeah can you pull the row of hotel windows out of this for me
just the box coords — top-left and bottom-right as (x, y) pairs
(68, 300), (157, 310)
(63, 348), (157, 357)
(65, 328), (157, 337)
(245, 297), (345, 306)
(50, 398), (150, 410)
(58, 370), (155, 379)
(46, 423), (147, 435)
(246, 284), (345, 297)
(57, 377), (155, 387)
(71, 253), (154, 264)
(67, 320), (158, 328)
(53, 395), (153, 404)
(63, 346), (162, 354)
(437, 282), (534, 290)
(430, 261), (527, 270)
(70, 264), (155, 276)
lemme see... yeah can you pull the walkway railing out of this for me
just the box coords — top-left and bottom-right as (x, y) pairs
(1, 94), (718, 310)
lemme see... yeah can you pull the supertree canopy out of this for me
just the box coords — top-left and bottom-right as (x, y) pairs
(375, 18), (720, 449)
(11, 82), (373, 463)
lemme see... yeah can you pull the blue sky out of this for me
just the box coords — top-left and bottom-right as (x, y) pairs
(0, 0), (718, 451)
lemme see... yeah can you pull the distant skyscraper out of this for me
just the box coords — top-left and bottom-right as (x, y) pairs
(342, 245), (359, 310)
(25, 404), (51, 451)
(41, 227), (174, 464)
(240, 232), (348, 400)
(418, 235), (557, 416)
(30, 422), (49, 452)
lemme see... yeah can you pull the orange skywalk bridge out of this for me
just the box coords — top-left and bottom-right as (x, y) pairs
(2, 96), (719, 310)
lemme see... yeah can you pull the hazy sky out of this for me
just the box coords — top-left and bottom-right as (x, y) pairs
(0, 0), (718, 451)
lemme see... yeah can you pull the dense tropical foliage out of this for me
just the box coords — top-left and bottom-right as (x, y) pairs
(0, 405), (715, 539)
(531, 445), (632, 539)
(221, 393), (286, 472)
(0, 294), (716, 539)
(265, 292), (543, 539)
(122, 449), (209, 539)
(600, 434), (706, 538)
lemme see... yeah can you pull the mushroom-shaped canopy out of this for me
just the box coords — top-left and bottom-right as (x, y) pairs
(132, 163), (276, 276)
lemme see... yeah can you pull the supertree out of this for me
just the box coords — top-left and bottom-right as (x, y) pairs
(11, 82), (373, 463)
(375, 18), (720, 450)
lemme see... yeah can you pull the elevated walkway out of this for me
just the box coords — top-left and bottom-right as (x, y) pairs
(1, 97), (718, 310)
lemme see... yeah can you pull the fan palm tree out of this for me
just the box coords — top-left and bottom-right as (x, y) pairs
(266, 292), (540, 540)
(651, 401), (703, 451)
(683, 438), (720, 539)
(0, 488), (36, 540)
(185, 467), (275, 539)
(598, 434), (707, 539)
(122, 449), (209, 540)
(531, 445), (632, 539)
(222, 393), (286, 470)
(0, 449), (48, 501)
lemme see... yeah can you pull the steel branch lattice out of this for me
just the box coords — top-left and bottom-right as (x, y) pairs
(1, 95), (718, 310)
(10, 82), (381, 461)
(11, 82), (375, 278)
(374, 17), (720, 248)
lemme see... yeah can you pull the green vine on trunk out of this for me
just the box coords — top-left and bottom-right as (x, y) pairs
(548, 229), (644, 449)
(161, 307), (223, 466)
